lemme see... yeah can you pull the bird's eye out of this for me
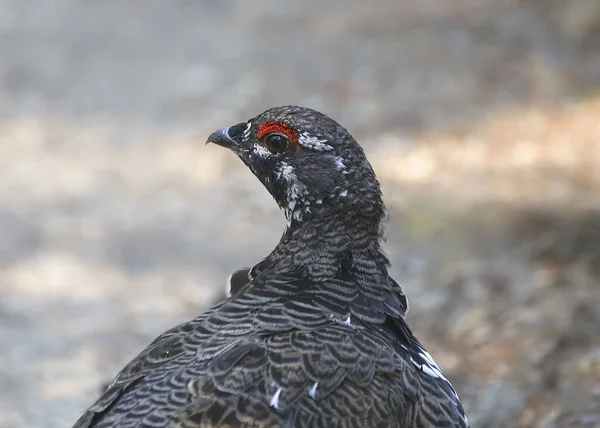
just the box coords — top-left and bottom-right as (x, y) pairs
(264, 133), (288, 154)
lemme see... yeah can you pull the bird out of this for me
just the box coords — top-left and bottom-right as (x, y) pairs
(73, 106), (469, 428)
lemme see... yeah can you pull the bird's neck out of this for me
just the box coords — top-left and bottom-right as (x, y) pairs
(256, 204), (408, 323)
(247, 202), (408, 322)
(272, 202), (388, 279)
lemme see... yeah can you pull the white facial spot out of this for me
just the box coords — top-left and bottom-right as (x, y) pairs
(242, 122), (252, 141)
(254, 144), (272, 157)
(276, 162), (308, 222)
(339, 190), (348, 197)
(336, 157), (350, 174)
(343, 315), (352, 326)
(277, 163), (295, 181)
(270, 388), (282, 409)
(308, 382), (318, 399)
(298, 132), (333, 151)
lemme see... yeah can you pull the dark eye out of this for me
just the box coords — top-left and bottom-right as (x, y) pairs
(264, 133), (288, 154)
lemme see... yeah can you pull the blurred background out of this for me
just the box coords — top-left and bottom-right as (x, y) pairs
(1, 1), (599, 426)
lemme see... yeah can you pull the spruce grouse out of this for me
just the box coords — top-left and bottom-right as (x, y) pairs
(74, 106), (469, 428)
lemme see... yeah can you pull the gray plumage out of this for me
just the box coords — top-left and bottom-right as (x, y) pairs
(74, 106), (468, 428)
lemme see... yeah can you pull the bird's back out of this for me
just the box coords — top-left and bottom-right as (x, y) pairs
(75, 263), (466, 428)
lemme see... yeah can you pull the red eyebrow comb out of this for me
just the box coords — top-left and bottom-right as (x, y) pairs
(257, 122), (299, 144)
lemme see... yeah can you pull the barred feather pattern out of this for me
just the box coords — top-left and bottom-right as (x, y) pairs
(75, 257), (467, 428)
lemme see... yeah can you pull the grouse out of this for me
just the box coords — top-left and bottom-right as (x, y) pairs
(74, 106), (469, 428)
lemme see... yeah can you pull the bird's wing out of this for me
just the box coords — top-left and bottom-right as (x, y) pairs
(226, 268), (251, 297)
(72, 300), (226, 428)
(73, 268), (467, 428)
(226, 256), (277, 297)
(381, 312), (469, 427)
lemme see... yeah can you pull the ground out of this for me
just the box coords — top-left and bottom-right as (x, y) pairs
(0, 1), (599, 427)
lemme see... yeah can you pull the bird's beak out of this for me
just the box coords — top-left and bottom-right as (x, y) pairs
(206, 127), (236, 149)
(205, 122), (247, 150)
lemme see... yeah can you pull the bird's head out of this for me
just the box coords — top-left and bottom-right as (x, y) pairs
(207, 106), (385, 229)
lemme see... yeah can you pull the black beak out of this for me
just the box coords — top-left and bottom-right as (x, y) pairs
(206, 127), (236, 149)
(205, 122), (247, 150)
